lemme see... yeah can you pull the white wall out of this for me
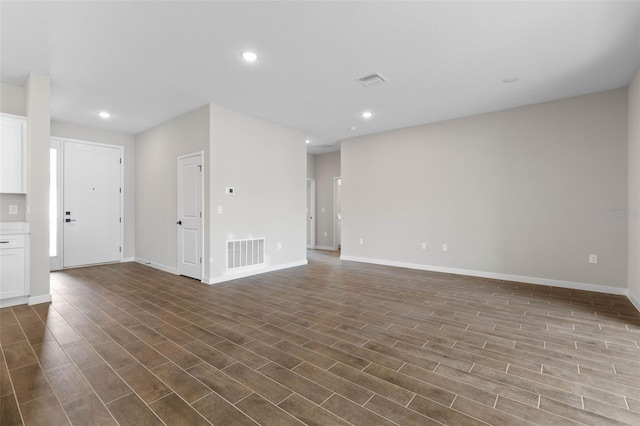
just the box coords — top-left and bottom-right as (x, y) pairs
(307, 153), (316, 179)
(25, 74), (51, 303)
(51, 121), (136, 259)
(0, 83), (27, 222)
(342, 89), (628, 292)
(629, 67), (640, 308)
(314, 152), (340, 250)
(135, 105), (210, 276)
(0, 82), (25, 116)
(209, 103), (307, 283)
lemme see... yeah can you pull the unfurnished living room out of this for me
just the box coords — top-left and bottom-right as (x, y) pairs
(1, 1), (640, 425)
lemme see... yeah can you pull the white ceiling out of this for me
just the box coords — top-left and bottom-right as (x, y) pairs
(2, 1), (639, 154)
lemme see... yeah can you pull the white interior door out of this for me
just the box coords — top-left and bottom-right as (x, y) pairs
(177, 152), (203, 280)
(63, 141), (122, 267)
(334, 177), (342, 250)
(307, 179), (316, 249)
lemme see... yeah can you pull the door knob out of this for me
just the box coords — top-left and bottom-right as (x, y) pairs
(177, 221), (182, 225)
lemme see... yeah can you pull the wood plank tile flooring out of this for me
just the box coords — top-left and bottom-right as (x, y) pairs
(1, 249), (640, 425)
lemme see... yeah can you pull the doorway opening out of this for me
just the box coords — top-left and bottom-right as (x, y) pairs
(307, 179), (316, 249)
(333, 176), (341, 251)
(50, 138), (123, 270)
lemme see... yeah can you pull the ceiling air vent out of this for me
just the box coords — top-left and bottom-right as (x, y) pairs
(357, 73), (386, 87)
(315, 144), (332, 149)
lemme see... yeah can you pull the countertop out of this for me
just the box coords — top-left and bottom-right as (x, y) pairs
(0, 222), (30, 234)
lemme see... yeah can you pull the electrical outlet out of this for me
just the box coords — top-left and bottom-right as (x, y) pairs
(589, 254), (598, 264)
(442, 244), (448, 252)
(421, 243), (426, 250)
(9, 205), (18, 215)
(277, 242), (282, 250)
(359, 238), (364, 245)
(324, 231), (327, 237)
(217, 206), (223, 214)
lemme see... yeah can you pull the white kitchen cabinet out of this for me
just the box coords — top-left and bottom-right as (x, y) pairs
(0, 223), (30, 307)
(0, 113), (27, 194)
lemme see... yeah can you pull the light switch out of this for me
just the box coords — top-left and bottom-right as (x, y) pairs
(9, 205), (18, 215)
(217, 206), (223, 214)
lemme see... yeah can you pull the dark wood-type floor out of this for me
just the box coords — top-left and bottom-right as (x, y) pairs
(1, 250), (640, 425)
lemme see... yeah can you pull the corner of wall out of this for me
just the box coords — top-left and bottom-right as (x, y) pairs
(628, 66), (640, 308)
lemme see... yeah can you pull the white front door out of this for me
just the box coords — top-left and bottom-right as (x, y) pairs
(63, 141), (122, 267)
(177, 152), (203, 280)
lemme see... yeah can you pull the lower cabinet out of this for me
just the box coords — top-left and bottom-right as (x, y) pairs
(0, 233), (28, 304)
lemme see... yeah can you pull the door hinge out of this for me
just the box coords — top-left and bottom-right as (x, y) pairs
(119, 158), (122, 164)
(119, 217), (122, 223)
(119, 187), (122, 193)
(119, 247), (122, 253)
(200, 257), (202, 264)
(198, 165), (202, 171)
(200, 211), (202, 218)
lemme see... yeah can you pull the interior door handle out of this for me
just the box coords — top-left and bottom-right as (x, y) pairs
(177, 221), (182, 225)
(65, 219), (77, 223)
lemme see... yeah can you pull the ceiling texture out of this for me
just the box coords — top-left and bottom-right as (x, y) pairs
(2, 1), (639, 154)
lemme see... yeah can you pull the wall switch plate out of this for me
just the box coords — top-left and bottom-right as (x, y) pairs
(359, 238), (364, 245)
(589, 254), (598, 264)
(9, 205), (18, 215)
(442, 244), (448, 252)
(277, 242), (282, 250)
(322, 207), (325, 213)
(421, 243), (426, 250)
(324, 232), (327, 237)
(217, 206), (223, 214)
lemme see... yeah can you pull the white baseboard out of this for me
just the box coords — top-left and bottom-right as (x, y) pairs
(628, 291), (640, 312)
(121, 257), (135, 263)
(314, 245), (336, 251)
(207, 260), (308, 285)
(0, 296), (29, 308)
(135, 258), (178, 275)
(28, 294), (52, 306)
(340, 255), (628, 296)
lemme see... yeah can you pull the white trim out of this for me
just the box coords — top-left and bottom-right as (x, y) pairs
(314, 245), (336, 251)
(28, 294), (52, 306)
(0, 296), (29, 308)
(628, 291), (640, 313)
(121, 257), (135, 262)
(135, 258), (178, 275)
(340, 255), (628, 296)
(207, 260), (308, 284)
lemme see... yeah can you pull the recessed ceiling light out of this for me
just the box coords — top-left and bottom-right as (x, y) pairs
(502, 77), (519, 84)
(242, 51), (258, 62)
(361, 111), (373, 119)
(98, 111), (111, 119)
(305, 139), (310, 144)
(348, 127), (357, 131)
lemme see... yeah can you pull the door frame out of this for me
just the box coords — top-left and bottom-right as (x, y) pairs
(52, 137), (124, 269)
(333, 176), (341, 251)
(307, 178), (316, 249)
(177, 151), (204, 280)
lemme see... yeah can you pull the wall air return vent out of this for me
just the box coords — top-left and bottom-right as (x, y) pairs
(227, 238), (265, 270)
(357, 73), (386, 87)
